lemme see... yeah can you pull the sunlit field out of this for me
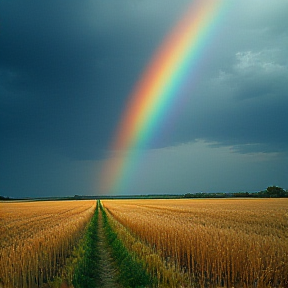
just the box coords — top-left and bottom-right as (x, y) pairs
(103, 198), (288, 288)
(0, 200), (96, 288)
(1, 198), (287, 288)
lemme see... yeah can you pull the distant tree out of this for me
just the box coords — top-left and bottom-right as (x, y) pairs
(233, 192), (250, 197)
(183, 193), (193, 198)
(0, 195), (11, 200)
(265, 186), (287, 198)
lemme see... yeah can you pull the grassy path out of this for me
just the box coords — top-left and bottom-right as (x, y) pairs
(72, 203), (122, 288)
(96, 210), (122, 288)
(73, 202), (152, 288)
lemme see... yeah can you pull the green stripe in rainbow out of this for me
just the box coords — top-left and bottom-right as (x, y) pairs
(100, 0), (231, 194)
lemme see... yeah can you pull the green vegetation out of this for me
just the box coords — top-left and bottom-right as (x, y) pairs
(184, 186), (288, 198)
(1, 186), (287, 202)
(72, 202), (100, 288)
(100, 201), (154, 288)
(0, 195), (12, 200)
(256, 186), (288, 198)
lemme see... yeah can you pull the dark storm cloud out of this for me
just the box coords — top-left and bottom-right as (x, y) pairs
(1, 0), (287, 197)
(0, 2), (129, 159)
(195, 49), (288, 153)
(0, 0), (191, 161)
(164, 57), (288, 155)
(0, 0), (191, 196)
(149, 0), (288, 155)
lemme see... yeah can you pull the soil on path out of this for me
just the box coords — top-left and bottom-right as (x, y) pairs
(96, 211), (122, 288)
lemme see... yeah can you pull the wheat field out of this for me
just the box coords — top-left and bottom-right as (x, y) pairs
(0, 200), (96, 288)
(103, 198), (288, 288)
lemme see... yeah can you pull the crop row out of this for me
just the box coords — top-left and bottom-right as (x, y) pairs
(0, 200), (96, 288)
(103, 199), (288, 288)
(2, 198), (287, 288)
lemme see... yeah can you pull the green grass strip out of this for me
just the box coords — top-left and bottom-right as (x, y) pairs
(72, 201), (100, 288)
(100, 201), (155, 288)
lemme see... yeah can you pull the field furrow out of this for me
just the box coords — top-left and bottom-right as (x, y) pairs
(0, 200), (96, 288)
(103, 198), (288, 288)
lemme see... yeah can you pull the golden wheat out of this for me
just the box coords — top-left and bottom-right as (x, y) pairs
(103, 199), (288, 288)
(103, 202), (191, 288)
(0, 200), (96, 288)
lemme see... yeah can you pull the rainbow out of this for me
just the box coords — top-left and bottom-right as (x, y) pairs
(100, 0), (230, 194)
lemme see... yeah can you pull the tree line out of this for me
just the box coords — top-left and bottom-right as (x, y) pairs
(183, 186), (288, 198)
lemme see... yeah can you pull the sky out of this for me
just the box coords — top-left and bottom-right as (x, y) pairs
(0, 0), (287, 198)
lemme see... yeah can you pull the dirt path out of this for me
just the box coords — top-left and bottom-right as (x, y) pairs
(96, 211), (122, 288)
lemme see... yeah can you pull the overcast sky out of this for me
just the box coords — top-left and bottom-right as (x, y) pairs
(1, 0), (287, 198)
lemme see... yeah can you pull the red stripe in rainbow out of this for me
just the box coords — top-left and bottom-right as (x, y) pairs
(100, 0), (228, 194)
